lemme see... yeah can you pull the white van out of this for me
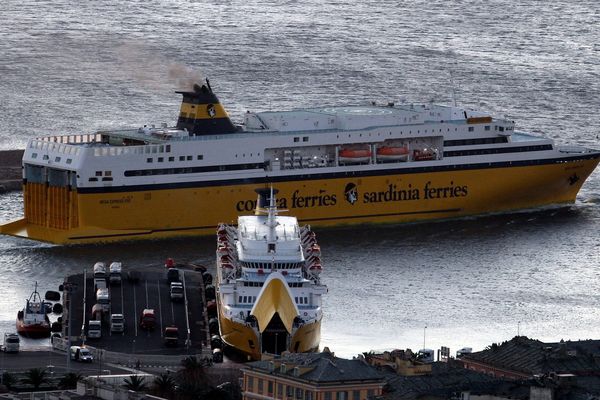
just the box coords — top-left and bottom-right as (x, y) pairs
(109, 262), (122, 285)
(96, 288), (110, 312)
(3, 333), (20, 353)
(70, 345), (93, 362)
(88, 320), (102, 339)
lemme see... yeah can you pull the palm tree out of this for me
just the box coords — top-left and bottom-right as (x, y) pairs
(21, 368), (50, 390)
(152, 373), (176, 397)
(1, 371), (15, 390)
(123, 375), (147, 392)
(58, 372), (83, 390)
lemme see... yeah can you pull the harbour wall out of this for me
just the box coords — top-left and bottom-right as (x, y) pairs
(0, 149), (23, 193)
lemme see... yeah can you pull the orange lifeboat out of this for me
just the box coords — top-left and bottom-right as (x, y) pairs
(308, 243), (321, 255)
(217, 244), (228, 255)
(376, 146), (409, 162)
(221, 262), (233, 270)
(339, 148), (371, 164)
(309, 263), (323, 274)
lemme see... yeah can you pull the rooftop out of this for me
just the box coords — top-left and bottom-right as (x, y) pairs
(244, 349), (384, 384)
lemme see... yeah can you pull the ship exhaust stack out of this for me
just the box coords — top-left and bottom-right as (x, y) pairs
(175, 79), (238, 136)
(255, 188), (279, 216)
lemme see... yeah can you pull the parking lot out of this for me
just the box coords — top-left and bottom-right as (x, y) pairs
(65, 264), (207, 356)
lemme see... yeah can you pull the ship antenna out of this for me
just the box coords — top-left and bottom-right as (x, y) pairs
(266, 186), (278, 252)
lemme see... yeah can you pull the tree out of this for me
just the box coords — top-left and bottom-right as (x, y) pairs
(58, 372), (82, 390)
(21, 368), (50, 390)
(1, 371), (15, 390)
(123, 375), (147, 392)
(152, 373), (176, 398)
(177, 356), (213, 399)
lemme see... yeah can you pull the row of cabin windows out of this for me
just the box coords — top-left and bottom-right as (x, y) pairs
(444, 144), (552, 158)
(295, 296), (309, 305)
(31, 153), (73, 164)
(147, 154), (203, 163)
(241, 281), (303, 288)
(242, 262), (304, 270)
(293, 137), (310, 142)
(124, 162), (265, 177)
(238, 296), (256, 304)
(248, 376), (373, 400)
(444, 137), (508, 147)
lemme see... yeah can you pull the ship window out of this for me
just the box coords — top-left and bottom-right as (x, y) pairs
(294, 137), (299, 142)
(166, 145), (171, 152)
(66, 159), (72, 164)
(31, 153), (38, 159)
(152, 146), (157, 154)
(147, 158), (153, 163)
(43, 155), (49, 160)
(88, 177), (98, 182)
(179, 156), (185, 161)
(187, 155), (192, 161)
(305, 297), (308, 304)
(55, 156), (61, 162)
(169, 156), (174, 162)
(105, 171), (111, 176)
(95, 171), (102, 176)
(238, 296), (242, 303)
(197, 155), (203, 160)
(303, 137), (308, 142)
(485, 125), (490, 131)
(158, 157), (164, 162)
(159, 145), (164, 153)
(102, 177), (113, 182)
(468, 127), (474, 132)
(499, 126), (505, 132)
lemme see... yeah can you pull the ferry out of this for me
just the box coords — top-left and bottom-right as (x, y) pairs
(215, 188), (326, 360)
(1, 79), (599, 244)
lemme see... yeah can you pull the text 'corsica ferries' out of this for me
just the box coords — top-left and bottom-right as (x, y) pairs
(215, 188), (327, 360)
(1, 79), (600, 244)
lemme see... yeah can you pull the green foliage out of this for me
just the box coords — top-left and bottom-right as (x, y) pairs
(2, 372), (15, 389)
(123, 375), (147, 392)
(21, 368), (50, 390)
(58, 372), (82, 390)
(152, 373), (176, 396)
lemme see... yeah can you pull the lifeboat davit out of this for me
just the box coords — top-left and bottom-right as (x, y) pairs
(376, 146), (409, 161)
(221, 262), (233, 270)
(339, 148), (371, 163)
(413, 148), (437, 161)
(217, 244), (229, 255)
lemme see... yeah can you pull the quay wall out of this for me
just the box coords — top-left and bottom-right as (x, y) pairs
(0, 149), (23, 193)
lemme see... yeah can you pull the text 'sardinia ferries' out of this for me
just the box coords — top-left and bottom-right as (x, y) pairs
(1, 79), (599, 244)
(215, 188), (326, 360)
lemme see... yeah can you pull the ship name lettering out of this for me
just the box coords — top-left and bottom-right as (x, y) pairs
(423, 181), (468, 199)
(236, 197), (288, 212)
(363, 184), (420, 203)
(291, 190), (337, 208)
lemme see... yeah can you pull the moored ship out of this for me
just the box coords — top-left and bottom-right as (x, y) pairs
(215, 188), (327, 360)
(16, 282), (51, 338)
(1, 79), (599, 244)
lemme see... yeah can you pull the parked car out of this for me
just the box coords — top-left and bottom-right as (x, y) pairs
(170, 282), (184, 302)
(96, 288), (110, 312)
(3, 333), (20, 353)
(164, 326), (179, 346)
(127, 270), (141, 284)
(88, 320), (102, 339)
(167, 268), (180, 284)
(70, 346), (93, 362)
(109, 262), (122, 285)
(93, 262), (106, 279)
(139, 309), (156, 330)
(110, 313), (125, 333)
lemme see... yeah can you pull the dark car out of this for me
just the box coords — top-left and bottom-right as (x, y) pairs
(164, 326), (179, 346)
(127, 270), (141, 284)
(167, 268), (180, 284)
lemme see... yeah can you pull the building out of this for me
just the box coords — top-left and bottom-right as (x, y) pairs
(460, 336), (600, 380)
(363, 349), (433, 376)
(241, 349), (386, 400)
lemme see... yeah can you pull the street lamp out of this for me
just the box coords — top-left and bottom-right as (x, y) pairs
(64, 282), (78, 372)
(423, 325), (427, 350)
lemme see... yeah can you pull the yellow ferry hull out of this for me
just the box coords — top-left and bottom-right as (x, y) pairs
(217, 301), (321, 361)
(1, 157), (598, 244)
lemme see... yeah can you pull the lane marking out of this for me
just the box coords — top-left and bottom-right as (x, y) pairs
(157, 279), (164, 338)
(133, 283), (138, 337)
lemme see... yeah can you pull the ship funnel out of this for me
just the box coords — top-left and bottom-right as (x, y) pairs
(175, 79), (238, 136)
(255, 188), (279, 216)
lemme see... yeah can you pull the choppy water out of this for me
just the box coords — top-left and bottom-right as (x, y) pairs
(1, 0), (599, 357)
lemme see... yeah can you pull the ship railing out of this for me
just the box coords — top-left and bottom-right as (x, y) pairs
(558, 145), (591, 154)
